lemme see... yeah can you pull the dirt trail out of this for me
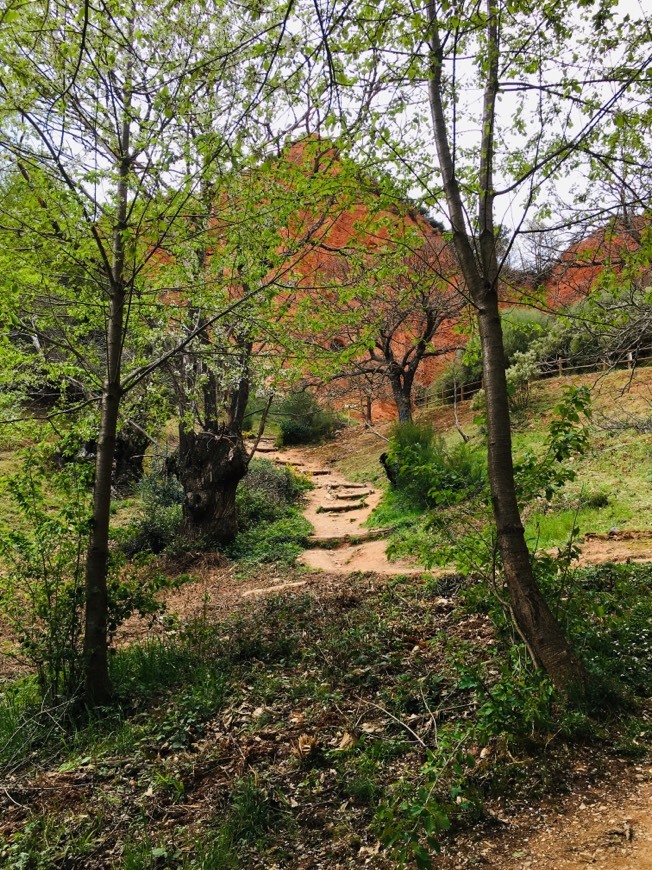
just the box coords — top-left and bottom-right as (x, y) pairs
(254, 438), (423, 576)
(446, 765), (652, 869)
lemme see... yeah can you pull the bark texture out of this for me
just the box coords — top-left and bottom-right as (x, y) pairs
(177, 426), (249, 545)
(425, 0), (587, 692)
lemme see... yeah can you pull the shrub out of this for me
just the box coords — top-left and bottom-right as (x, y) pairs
(237, 459), (310, 529)
(276, 392), (344, 445)
(119, 463), (183, 555)
(0, 452), (171, 701)
(386, 422), (486, 509)
(501, 307), (551, 365)
(228, 458), (312, 565)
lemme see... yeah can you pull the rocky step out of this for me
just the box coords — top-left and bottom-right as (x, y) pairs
(332, 490), (372, 500)
(317, 501), (367, 514)
(306, 528), (393, 548)
(330, 482), (372, 489)
(254, 445), (278, 454)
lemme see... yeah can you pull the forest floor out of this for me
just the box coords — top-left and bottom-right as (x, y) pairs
(2, 369), (652, 867)
(107, 432), (652, 869)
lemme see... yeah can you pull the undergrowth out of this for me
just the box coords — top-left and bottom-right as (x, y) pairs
(227, 458), (312, 565)
(1, 563), (651, 868)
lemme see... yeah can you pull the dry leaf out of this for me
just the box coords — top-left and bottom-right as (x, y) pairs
(291, 733), (320, 761)
(338, 731), (359, 751)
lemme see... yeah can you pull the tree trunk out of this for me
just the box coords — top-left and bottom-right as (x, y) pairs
(83, 74), (132, 706)
(478, 297), (587, 688)
(425, 0), (587, 693)
(389, 374), (413, 423)
(83, 377), (121, 706)
(177, 426), (249, 545)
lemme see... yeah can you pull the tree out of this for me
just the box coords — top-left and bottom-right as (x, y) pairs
(0, 0), (298, 704)
(161, 141), (363, 543)
(318, 0), (652, 690)
(330, 230), (465, 422)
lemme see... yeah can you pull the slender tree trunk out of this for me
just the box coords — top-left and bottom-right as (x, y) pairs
(425, 0), (587, 692)
(83, 374), (122, 705)
(83, 85), (132, 706)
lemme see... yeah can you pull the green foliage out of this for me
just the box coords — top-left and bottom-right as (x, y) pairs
(190, 778), (280, 869)
(0, 452), (172, 702)
(228, 458), (312, 565)
(501, 308), (552, 363)
(386, 422), (486, 509)
(237, 458), (311, 529)
(118, 463), (184, 556)
(514, 385), (592, 504)
(537, 561), (652, 697)
(0, 454), (90, 700)
(228, 512), (312, 565)
(276, 391), (345, 446)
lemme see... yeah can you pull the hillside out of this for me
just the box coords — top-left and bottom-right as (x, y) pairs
(1, 365), (652, 867)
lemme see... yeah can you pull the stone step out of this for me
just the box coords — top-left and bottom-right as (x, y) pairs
(306, 528), (393, 548)
(332, 490), (372, 501)
(317, 501), (367, 514)
(330, 482), (371, 489)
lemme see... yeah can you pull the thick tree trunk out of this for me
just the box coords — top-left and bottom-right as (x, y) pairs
(177, 426), (249, 545)
(389, 374), (413, 423)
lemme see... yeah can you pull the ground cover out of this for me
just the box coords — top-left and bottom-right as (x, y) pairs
(2, 561), (652, 868)
(1, 367), (652, 867)
(361, 369), (652, 565)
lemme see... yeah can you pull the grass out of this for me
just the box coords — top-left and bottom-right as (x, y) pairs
(2, 563), (652, 867)
(1, 369), (652, 865)
(359, 370), (652, 562)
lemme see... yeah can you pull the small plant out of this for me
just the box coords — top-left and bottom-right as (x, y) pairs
(118, 461), (183, 555)
(514, 385), (592, 504)
(237, 458), (310, 529)
(0, 453), (90, 700)
(0, 451), (173, 702)
(228, 457), (312, 565)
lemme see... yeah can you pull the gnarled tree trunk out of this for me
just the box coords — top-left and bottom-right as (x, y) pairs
(177, 425), (249, 546)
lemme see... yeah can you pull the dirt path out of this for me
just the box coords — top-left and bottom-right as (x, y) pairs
(441, 762), (652, 869)
(254, 438), (423, 576)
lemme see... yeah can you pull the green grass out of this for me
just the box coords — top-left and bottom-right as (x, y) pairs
(3, 564), (651, 867)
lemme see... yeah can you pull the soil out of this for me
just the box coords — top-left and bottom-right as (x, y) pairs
(2, 432), (652, 867)
(438, 762), (652, 868)
(262, 440), (424, 576)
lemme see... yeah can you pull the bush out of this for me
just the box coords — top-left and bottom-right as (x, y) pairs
(119, 463), (183, 555)
(386, 422), (486, 509)
(501, 307), (551, 365)
(0, 452), (171, 701)
(228, 458), (312, 565)
(237, 459), (310, 530)
(276, 392), (344, 445)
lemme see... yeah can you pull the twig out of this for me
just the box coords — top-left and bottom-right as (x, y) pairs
(356, 697), (427, 748)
